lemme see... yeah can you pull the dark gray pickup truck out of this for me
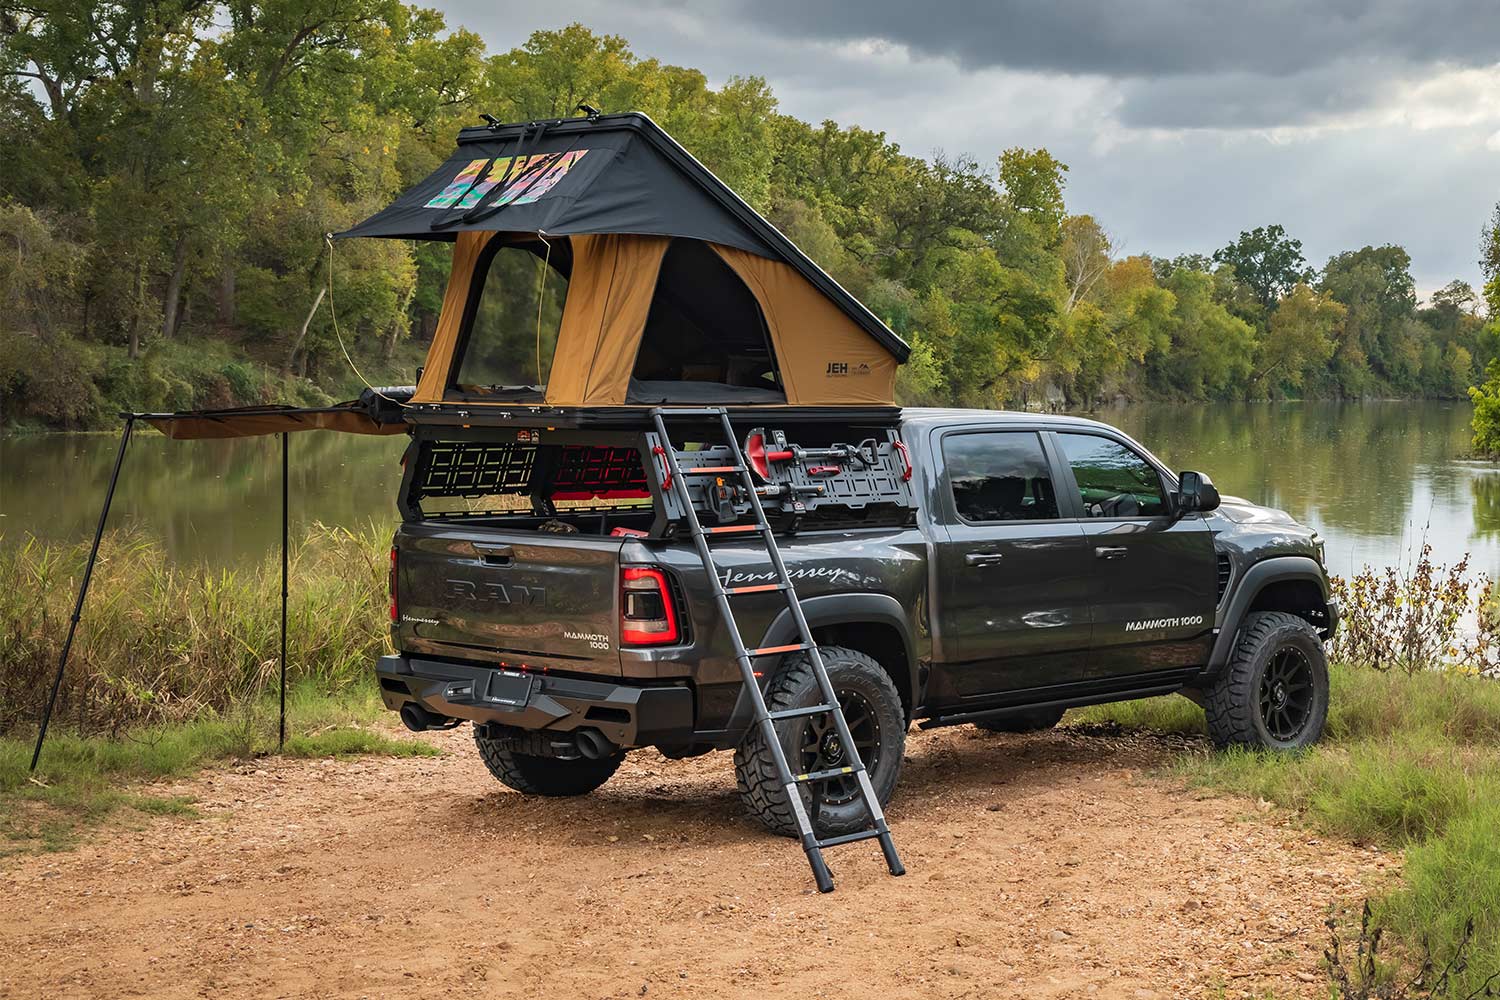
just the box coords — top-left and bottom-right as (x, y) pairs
(377, 407), (1338, 835)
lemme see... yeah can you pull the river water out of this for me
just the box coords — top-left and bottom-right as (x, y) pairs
(2, 401), (1496, 578)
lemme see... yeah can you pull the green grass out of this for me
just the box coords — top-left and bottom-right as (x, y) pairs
(1070, 663), (1500, 995)
(0, 682), (437, 855)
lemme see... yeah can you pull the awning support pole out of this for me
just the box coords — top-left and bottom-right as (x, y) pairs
(279, 431), (288, 751)
(30, 415), (135, 772)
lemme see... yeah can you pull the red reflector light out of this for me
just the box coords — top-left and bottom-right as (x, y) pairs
(389, 546), (399, 623)
(621, 567), (679, 647)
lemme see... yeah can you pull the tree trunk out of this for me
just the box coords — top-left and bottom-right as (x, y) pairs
(161, 235), (189, 340)
(217, 261), (235, 327)
(128, 261), (144, 360)
(382, 319), (400, 360)
(286, 287), (326, 373)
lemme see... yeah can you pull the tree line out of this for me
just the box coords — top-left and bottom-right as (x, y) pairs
(2, 12), (1496, 433)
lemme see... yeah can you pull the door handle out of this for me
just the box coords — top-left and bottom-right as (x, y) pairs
(1094, 546), (1128, 560)
(965, 552), (1005, 567)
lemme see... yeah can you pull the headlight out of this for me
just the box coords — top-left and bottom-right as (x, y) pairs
(1313, 534), (1326, 566)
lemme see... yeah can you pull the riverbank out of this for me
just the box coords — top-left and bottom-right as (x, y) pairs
(0, 331), (428, 434)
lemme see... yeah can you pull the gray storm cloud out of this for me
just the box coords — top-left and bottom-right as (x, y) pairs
(430, 0), (1500, 291)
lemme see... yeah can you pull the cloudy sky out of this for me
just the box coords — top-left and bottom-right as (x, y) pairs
(433, 0), (1500, 296)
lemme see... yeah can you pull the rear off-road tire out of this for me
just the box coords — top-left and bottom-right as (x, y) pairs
(1204, 611), (1329, 750)
(734, 646), (907, 838)
(973, 706), (1067, 733)
(473, 732), (624, 796)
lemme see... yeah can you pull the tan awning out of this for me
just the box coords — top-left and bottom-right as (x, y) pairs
(139, 403), (406, 440)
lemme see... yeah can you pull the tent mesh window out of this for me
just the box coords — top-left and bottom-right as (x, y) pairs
(628, 240), (785, 404)
(410, 440), (652, 523)
(451, 238), (572, 400)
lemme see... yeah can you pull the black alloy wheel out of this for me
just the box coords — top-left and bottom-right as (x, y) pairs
(798, 690), (881, 806)
(1204, 610), (1330, 751)
(1257, 646), (1316, 742)
(734, 645), (907, 837)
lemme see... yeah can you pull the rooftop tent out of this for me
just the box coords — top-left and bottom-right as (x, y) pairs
(337, 112), (909, 408)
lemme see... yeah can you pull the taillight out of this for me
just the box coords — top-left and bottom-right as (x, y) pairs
(389, 546), (399, 623)
(621, 567), (679, 646)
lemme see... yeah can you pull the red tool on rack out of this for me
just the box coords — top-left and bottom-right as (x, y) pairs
(743, 427), (879, 482)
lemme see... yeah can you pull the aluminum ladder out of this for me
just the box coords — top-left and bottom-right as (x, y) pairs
(649, 406), (905, 892)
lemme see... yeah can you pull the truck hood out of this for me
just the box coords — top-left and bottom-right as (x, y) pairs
(1214, 495), (1300, 527)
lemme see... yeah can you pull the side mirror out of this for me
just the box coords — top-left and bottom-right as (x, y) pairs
(1176, 470), (1221, 514)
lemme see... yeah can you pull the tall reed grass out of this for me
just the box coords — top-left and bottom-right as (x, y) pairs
(0, 524), (392, 737)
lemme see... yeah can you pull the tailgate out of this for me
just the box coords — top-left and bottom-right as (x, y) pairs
(396, 524), (623, 675)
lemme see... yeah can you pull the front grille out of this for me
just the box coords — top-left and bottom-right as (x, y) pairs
(1216, 552), (1232, 604)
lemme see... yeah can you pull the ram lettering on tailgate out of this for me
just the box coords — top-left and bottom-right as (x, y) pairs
(444, 579), (546, 606)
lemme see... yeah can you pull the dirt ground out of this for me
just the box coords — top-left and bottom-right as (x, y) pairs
(1, 723), (1395, 1000)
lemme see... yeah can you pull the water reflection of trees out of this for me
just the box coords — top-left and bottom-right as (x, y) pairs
(2, 431), (406, 565)
(1473, 473), (1500, 538)
(4, 404), (1488, 565)
(1099, 401), (1476, 538)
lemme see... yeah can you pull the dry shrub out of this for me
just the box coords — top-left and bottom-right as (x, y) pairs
(1330, 545), (1499, 677)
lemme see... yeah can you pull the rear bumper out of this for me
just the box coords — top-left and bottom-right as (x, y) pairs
(376, 654), (695, 748)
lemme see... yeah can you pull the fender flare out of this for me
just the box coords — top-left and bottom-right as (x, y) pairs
(728, 593), (920, 725)
(1208, 556), (1329, 672)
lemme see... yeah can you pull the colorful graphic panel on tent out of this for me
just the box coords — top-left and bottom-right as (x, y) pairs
(339, 112), (908, 408)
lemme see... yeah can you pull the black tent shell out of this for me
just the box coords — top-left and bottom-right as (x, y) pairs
(337, 112), (909, 362)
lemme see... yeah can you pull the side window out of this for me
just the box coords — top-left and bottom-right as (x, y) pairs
(1057, 433), (1167, 517)
(942, 432), (1060, 523)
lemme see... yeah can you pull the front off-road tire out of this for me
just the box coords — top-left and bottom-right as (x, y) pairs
(734, 646), (906, 838)
(1205, 611), (1329, 750)
(474, 731), (625, 796)
(973, 706), (1067, 733)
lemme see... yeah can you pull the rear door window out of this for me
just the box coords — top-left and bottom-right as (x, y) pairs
(942, 431), (1060, 523)
(1056, 433), (1167, 518)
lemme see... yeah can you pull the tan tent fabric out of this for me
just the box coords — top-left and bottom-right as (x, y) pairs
(412, 230), (497, 403)
(143, 407), (406, 440)
(544, 234), (670, 406)
(415, 232), (898, 408)
(710, 245), (898, 405)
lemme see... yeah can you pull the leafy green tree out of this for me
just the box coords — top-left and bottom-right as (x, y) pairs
(1151, 266), (1254, 399)
(1471, 204), (1500, 456)
(1320, 244), (1419, 393)
(1060, 215), (1113, 313)
(1257, 284), (1344, 394)
(1060, 256), (1174, 404)
(1213, 225), (1313, 310)
(997, 148), (1068, 248)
